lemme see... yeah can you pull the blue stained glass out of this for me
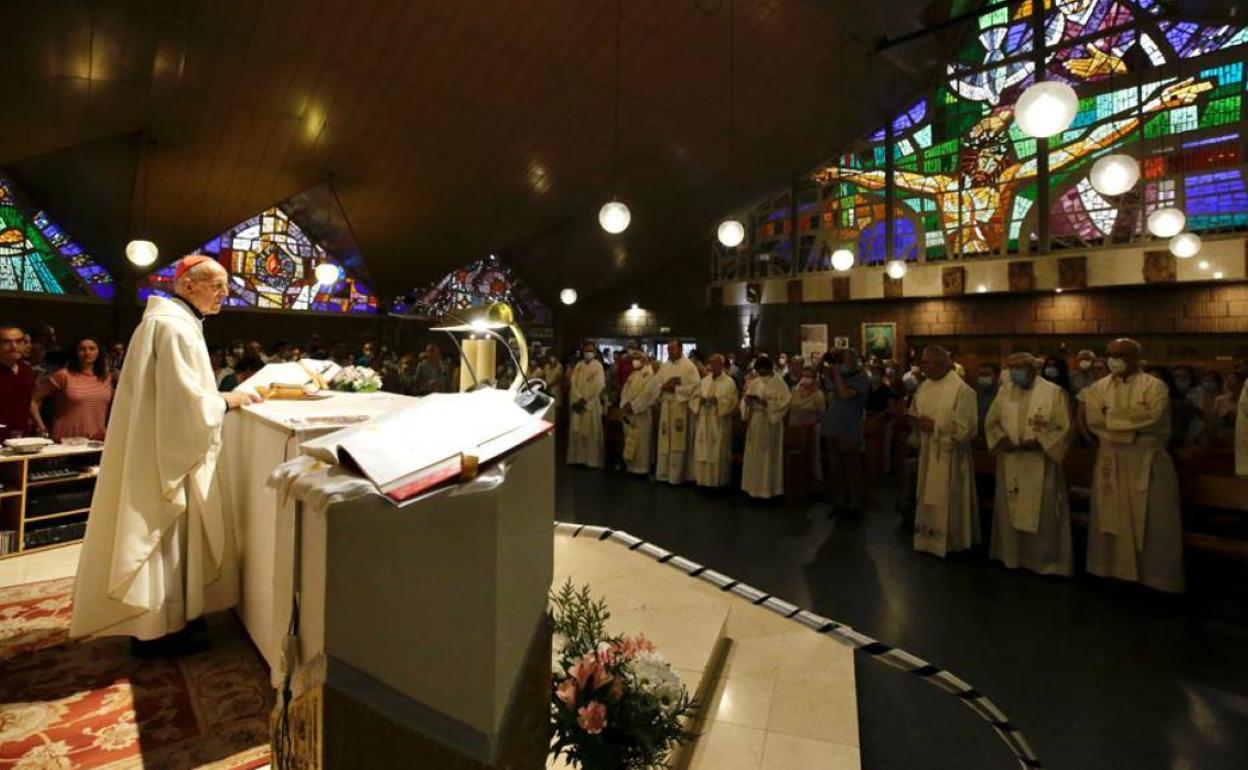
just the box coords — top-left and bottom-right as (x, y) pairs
(1182, 133), (1239, 149)
(1184, 170), (1248, 216)
(858, 218), (918, 265)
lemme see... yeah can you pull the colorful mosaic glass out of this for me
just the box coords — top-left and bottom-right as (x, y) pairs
(138, 206), (377, 313)
(0, 175), (114, 299)
(392, 255), (552, 326)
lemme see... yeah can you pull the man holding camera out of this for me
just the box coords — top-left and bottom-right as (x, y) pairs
(821, 348), (872, 515)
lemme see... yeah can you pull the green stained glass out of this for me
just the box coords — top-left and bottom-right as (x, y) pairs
(1201, 95), (1242, 128)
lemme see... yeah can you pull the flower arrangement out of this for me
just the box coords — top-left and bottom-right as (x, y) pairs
(330, 366), (383, 393)
(549, 581), (696, 770)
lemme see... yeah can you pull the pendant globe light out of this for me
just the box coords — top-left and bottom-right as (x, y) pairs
(315, 263), (341, 285)
(1015, 80), (1079, 139)
(126, 133), (159, 267)
(716, 0), (745, 248)
(1089, 153), (1140, 196)
(1169, 232), (1201, 259)
(830, 247), (855, 272)
(559, 288), (578, 305)
(1147, 207), (1186, 238)
(599, 0), (630, 235)
(885, 260), (908, 279)
(315, 174), (345, 286)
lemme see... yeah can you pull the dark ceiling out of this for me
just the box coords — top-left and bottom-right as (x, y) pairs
(0, 0), (972, 305)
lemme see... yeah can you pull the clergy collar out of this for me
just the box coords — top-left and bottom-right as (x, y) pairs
(172, 294), (205, 321)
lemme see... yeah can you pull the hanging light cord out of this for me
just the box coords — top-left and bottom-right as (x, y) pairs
(612, 0), (621, 199)
(727, 0), (735, 199)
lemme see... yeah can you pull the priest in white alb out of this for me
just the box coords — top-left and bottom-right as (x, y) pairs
(567, 342), (606, 469)
(909, 346), (979, 557)
(618, 350), (654, 475)
(627, 340), (700, 484)
(985, 353), (1074, 576)
(70, 256), (262, 652)
(1081, 338), (1184, 593)
(690, 354), (738, 488)
(740, 355), (790, 499)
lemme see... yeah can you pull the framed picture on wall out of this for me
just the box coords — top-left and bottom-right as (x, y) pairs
(861, 322), (896, 360)
(834, 336), (849, 349)
(799, 324), (828, 363)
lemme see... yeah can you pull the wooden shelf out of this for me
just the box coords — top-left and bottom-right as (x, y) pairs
(27, 472), (97, 488)
(25, 507), (90, 524)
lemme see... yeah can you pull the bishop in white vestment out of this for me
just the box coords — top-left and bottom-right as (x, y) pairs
(71, 257), (261, 643)
(985, 354), (1074, 576)
(619, 353), (654, 475)
(690, 355), (738, 488)
(567, 344), (606, 469)
(1081, 339), (1184, 593)
(740, 356), (790, 499)
(630, 341), (700, 484)
(909, 347), (979, 557)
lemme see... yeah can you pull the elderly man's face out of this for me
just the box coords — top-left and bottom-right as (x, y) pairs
(1106, 340), (1141, 375)
(184, 264), (230, 314)
(920, 350), (950, 380)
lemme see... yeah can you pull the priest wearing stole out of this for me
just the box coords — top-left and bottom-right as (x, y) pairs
(741, 355), (791, 499)
(567, 342), (606, 469)
(618, 350), (654, 475)
(627, 340), (700, 484)
(985, 353), (1074, 576)
(1081, 339), (1184, 593)
(690, 354), (738, 488)
(70, 256), (262, 651)
(908, 346), (979, 557)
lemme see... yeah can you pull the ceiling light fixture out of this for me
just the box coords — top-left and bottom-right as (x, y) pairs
(885, 260), (907, 280)
(1169, 232), (1201, 259)
(1015, 81), (1079, 139)
(126, 133), (159, 267)
(831, 248), (855, 272)
(1147, 207), (1186, 238)
(599, 0), (630, 235)
(1089, 154), (1140, 196)
(560, 288), (578, 305)
(717, 0), (745, 249)
(315, 263), (341, 285)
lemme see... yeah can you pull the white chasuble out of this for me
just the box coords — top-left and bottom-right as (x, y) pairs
(567, 359), (606, 469)
(1237, 381), (1248, 478)
(636, 357), (701, 484)
(1082, 371), (1184, 593)
(690, 373), (738, 487)
(909, 373), (979, 557)
(740, 375), (790, 499)
(71, 296), (237, 640)
(985, 378), (1074, 576)
(620, 367), (654, 474)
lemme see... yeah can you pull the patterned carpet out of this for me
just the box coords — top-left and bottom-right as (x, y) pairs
(0, 578), (272, 770)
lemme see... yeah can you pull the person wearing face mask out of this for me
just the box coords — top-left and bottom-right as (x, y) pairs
(625, 340), (700, 484)
(540, 353), (565, 423)
(789, 365), (826, 427)
(1210, 370), (1241, 448)
(984, 353), (1074, 576)
(820, 349), (873, 515)
(907, 346), (979, 557)
(974, 363), (1001, 444)
(1069, 349), (1098, 392)
(567, 343), (606, 469)
(1079, 338), (1183, 593)
(618, 351), (655, 475)
(1040, 355), (1073, 396)
(689, 354), (739, 488)
(741, 355), (791, 499)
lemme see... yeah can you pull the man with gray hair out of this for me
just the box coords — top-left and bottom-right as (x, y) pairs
(908, 346), (979, 557)
(72, 255), (262, 652)
(1079, 338), (1183, 592)
(985, 352), (1074, 576)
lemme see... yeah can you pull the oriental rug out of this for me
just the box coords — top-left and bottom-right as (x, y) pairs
(0, 578), (271, 770)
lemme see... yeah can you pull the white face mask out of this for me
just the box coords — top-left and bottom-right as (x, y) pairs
(1107, 357), (1127, 375)
(1078, 360), (1093, 371)
(583, 351), (595, 361)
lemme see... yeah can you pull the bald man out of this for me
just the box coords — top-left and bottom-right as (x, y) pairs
(985, 353), (1074, 576)
(72, 256), (262, 650)
(908, 346), (979, 557)
(1080, 339), (1183, 593)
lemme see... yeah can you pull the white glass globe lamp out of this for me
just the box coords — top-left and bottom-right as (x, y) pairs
(1089, 154), (1140, 196)
(125, 239), (159, 267)
(1169, 232), (1201, 259)
(1015, 80), (1079, 139)
(717, 219), (745, 247)
(599, 201), (631, 234)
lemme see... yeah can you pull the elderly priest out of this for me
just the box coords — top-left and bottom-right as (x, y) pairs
(618, 350), (654, 475)
(1080, 338), (1184, 593)
(690, 354), (738, 488)
(71, 256), (261, 653)
(627, 340), (700, 484)
(740, 355), (791, 499)
(985, 353), (1074, 576)
(567, 342), (606, 469)
(909, 346), (979, 557)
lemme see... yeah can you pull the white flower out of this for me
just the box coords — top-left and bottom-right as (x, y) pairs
(13, 740), (72, 770)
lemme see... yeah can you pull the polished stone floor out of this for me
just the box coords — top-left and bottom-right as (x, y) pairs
(555, 463), (1248, 770)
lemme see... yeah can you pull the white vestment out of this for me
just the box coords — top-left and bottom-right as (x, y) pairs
(620, 367), (654, 475)
(909, 373), (979, 557)
(71, 296), (238, 640)
(740, 375), (790, 499)
(985, 378), (1074, 575)
(690, 373), (738, 487)
(636, 357), (701, 484)
(567, 358), (605, 468)
(1081, 371), (1184, 593)
(1236, 381), (1248, 477)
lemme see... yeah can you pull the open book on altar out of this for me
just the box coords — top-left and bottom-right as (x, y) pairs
(297, 388), (553, 501)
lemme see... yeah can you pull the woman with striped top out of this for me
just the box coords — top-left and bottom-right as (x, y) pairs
(33, 336), (114, 441)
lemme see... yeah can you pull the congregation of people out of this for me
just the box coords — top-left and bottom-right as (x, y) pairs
(557, 337), (1248, 595)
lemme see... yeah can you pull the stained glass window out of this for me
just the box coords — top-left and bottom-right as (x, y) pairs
(138, 206), (377, 313)
(392, 255), (552, 326)
(0, 175), (114, 299)
(754, 0), (1248, 279)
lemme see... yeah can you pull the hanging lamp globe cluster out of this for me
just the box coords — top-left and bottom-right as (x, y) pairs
(125, 239), (158, 267)
(717, 219), (745, 247)
(830, 248), (855, 272)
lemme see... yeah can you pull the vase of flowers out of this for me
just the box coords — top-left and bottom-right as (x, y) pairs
(549, 581), (696, 770)
(330, 365), (383, 393)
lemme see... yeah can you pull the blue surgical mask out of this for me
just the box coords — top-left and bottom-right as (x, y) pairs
(1009, 369), (1031, 387)
(1043, 366), (1059, 380)
(976, 376), (995, 388)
